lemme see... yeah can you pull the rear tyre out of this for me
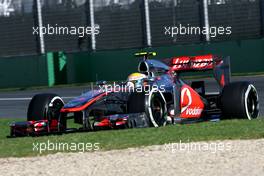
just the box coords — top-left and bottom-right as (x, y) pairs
(221, 82), (259, 120)
(27, 93), (64, 121)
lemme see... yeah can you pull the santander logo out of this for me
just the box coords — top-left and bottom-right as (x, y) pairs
(181, 87), (203, 116)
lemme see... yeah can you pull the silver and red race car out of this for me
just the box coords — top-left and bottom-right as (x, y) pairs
(10, 52), (259, 137)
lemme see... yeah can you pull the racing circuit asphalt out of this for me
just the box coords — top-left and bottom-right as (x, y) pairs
(0, 75), (263, 119)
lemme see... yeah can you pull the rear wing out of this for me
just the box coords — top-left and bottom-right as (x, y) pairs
(169, 54), (231, 87)
(171, 54), (221, 71)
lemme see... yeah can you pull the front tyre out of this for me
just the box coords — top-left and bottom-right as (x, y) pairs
(221, 82), (259, 120)
(127, 90), (167, 127)
(145, 90), (167, 127)
(27, 93), (64, 121)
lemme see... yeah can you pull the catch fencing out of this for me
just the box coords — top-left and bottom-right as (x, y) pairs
(0, 0), (263, 57)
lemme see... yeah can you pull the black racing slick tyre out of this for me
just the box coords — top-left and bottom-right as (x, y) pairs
(221, 82), (259, 120)
(27, 93), (64, 121)
(127, 90), (167, 127)
(145, 91), (167, 127)
(127, 92), (146, 113)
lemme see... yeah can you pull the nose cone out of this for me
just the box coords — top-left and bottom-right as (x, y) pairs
(64, 89), (103, 108)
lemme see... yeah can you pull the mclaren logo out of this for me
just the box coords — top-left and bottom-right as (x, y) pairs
(181, 87), (203, 116)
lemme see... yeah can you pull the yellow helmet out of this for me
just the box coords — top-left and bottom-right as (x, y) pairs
(127, 73), (147, 88)
(128, 73), (147, 81)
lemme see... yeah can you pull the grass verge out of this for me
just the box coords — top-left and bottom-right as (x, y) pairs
(0, 118), (264, 158)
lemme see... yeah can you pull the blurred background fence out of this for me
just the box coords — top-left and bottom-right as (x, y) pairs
(0, 0), (263, 57)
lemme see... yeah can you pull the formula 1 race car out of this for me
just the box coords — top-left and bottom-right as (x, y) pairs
(10, 52), (259, 137)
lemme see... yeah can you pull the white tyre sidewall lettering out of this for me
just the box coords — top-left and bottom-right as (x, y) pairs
(49, 96), (64, 107)
(244, 84), (259, 120)
(148, 88), (167, 127)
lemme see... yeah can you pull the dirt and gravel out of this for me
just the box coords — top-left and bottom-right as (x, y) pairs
(0, 139), (263, 176)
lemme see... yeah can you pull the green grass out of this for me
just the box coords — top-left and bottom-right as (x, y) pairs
(1, 118), (264, 158)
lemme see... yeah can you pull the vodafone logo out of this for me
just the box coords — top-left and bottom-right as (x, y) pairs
(181, 87), (192, 113)
(181, 87), (203, 116)
(186, 107), (203, 116)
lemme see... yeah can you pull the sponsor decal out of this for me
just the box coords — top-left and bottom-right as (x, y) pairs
(181, 87), (203, 116)
(186, 107), (203, 116)
(192, 58), (213, 68)
(181, 87), (192, 113)
(173, 57), (213, 70)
